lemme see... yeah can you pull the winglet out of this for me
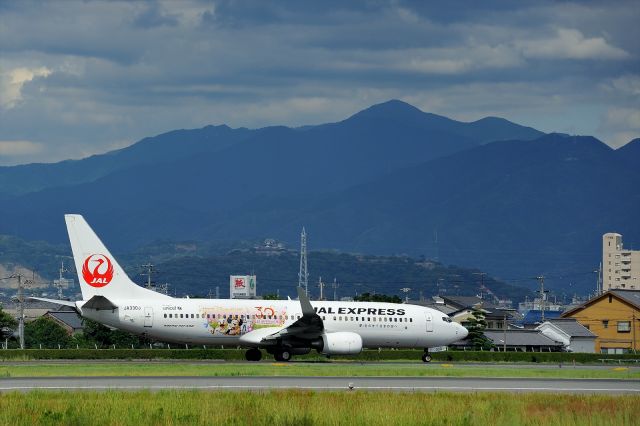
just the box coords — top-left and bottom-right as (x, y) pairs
(297, 286), (315, 316)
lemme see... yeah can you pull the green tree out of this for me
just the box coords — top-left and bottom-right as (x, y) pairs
(354, 292), (402, 303)
(24, 317), (70, 349)
(80, 318), (149, 348)
(0, 307), (17, 339)
(466, 306), (494, 350)
(0, 307), (17, 329)
(262, 293), (281, 300)
(81, 318), (114, 347)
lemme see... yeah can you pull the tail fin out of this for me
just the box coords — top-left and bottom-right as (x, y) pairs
(65, 214), (171, 301)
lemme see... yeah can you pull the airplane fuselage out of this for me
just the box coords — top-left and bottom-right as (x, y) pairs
(79, 297), (465, 349)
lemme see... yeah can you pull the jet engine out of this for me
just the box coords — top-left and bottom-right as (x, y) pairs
(314, 331), (363, 355)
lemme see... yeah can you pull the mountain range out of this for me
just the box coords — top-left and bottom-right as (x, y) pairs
(1, 100), (638, 296)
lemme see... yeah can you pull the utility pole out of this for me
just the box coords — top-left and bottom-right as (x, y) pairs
(318, 276), (324, 301)
(400, 287), (411, 303)
(503, 311), (508, 352)
(536, 275), (547, 322)
(13, 274), (25, 350)
(298, 227), (309, 296)
(596, 263), (603, 295)
(633, 312), (637, 354)
(332, 278), (339, 301)
(54, 260), (68, 300)
(473, 272), (487, 298)
(140, 263), (155, 289)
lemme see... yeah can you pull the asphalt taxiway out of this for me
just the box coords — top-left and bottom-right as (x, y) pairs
(1, 376), (638, 394)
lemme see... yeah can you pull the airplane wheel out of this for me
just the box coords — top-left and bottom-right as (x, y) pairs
(422, 353), (432, 363)
(245, 348), (262, 362)
(274, 349), (292, 362)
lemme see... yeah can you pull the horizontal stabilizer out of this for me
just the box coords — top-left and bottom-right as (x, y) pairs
(82, 295), (118, 310)
(27, 297), (77, 308)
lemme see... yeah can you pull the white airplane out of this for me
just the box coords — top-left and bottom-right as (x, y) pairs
(33, 214), (468, 362)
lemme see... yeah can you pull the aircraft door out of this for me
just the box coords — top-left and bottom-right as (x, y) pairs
(144, 307), (153, 327)
(425, 313), (433, 332)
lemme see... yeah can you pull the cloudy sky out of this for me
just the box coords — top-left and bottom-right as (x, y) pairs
(0, 0), (638, 165)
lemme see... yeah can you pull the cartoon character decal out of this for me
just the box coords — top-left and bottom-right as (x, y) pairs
(202, 305), (287, 337)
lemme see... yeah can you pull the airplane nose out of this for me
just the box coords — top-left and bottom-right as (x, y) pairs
(459, 324), (468, 339)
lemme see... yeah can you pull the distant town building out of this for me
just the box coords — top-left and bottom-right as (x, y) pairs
(254, 238), (286, 255)
(561, 289), (640, 354)
(603, 233), (640, 291)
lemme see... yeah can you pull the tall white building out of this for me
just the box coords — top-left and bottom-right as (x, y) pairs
(603, 233), (640, 291)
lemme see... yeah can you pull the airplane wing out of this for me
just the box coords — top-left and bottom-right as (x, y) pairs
(262, 287), (324, 341)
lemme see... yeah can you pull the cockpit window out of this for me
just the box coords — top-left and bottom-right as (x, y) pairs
(442, 316), (452, 323)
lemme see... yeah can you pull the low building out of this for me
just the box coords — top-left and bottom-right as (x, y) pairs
(438, 295), (520, 328)
(536, 319), (596, 353)
(43, 311), (84, 336)
(561, 289), (640, 354)
(452, 329), (564, 352)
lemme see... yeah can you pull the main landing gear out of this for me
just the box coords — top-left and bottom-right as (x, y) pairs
(245, 348), (262, 362)
(421, 350), (432, 363)
(273, 349), (292, 362)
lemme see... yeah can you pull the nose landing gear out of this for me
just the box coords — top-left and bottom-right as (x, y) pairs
(245, 348), (263, 361)
(421, 350), (432, 363)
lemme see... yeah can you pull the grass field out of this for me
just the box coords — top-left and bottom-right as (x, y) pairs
(0, 390), (637, 425)
(1, 362), (639, 379)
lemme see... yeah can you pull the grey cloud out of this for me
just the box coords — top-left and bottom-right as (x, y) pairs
(0, 0), (638, 165)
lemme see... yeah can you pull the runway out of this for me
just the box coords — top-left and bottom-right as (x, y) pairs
(1, 376), (638, 394)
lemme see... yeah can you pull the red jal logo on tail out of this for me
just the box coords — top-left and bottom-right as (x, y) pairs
(82, 254), (114, 287)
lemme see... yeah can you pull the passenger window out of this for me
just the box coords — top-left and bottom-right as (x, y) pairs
(164, 314), (167, 318)
(410, 318), (413, 322)
(351, 317), (354, 321)
(339, 316), (342, 321)
(322, 316), (326, 320)
(333, 316), (336, 321)
(180, 314), (183, 318)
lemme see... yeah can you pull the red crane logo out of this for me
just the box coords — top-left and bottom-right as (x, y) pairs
(82, 254), (114, 287)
